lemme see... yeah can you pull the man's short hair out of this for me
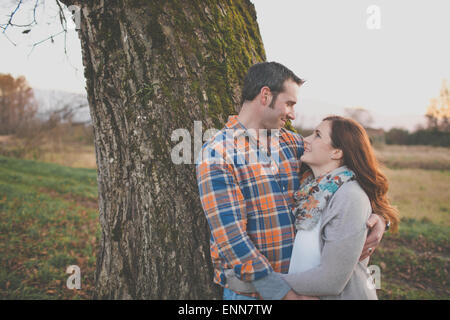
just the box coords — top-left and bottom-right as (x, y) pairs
(241, 61), (305, 105)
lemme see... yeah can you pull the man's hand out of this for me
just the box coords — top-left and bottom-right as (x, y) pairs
(282, 290), (319, 300)
(360, 214), (386, 261)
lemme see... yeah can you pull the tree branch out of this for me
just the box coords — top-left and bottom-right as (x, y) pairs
(54, 0), (68, 54)
(1, 0), (24, 33)
(19, 0), (71, 58)
(0, 0), (40, 32)
(1, 0), (73, 57)
(27, 29), (65, 57)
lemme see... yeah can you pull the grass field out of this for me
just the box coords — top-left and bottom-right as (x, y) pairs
(385, 168), (450, 226)
(0, 144), (449, 299)
(0, 135), (97, 170)
(375, 144), (450, 171)
(0, 156), (99, 299)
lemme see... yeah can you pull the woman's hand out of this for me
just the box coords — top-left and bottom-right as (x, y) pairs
(360, 214), (386, 261)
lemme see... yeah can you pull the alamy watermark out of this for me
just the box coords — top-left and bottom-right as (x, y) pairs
(66, 5), (81, 31)
(367, 264), (381, 290)
(366, 5), (381, 30)
(171, 121), (282, 166)
(66, 265), (81, 290)
(65, 4), (381, 32)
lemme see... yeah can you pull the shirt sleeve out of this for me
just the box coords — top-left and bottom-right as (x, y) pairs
(196, 155), (275, 283)
(279, 184), (371, 296)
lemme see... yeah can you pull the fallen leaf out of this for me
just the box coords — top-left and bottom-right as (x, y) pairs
(415, 283), (426, 290)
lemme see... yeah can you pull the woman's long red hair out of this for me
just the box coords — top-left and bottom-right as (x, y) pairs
(323, 116), (399, 232)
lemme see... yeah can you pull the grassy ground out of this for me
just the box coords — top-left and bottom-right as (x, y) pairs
(0, 126), (96, 169)
(371, 217), (449, 299)
(372, 145), (450, 299)
(384, 168), (450, 226)
(0, 156), (99, 299)
(0, 144), (449, 299)
(375, 144), (450, 170)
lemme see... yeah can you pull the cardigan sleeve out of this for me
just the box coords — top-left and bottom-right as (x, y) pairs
(279, 182), (371, 296)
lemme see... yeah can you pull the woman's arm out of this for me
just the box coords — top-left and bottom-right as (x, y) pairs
(280, 183), (371, 296)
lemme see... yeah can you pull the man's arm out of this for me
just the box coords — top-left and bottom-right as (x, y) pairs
(360, 214), (386, 261)
(196, 159), (291, 300)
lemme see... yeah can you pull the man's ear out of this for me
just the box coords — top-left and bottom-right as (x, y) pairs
(260, 86), (272, 105)
(331, 149), (343, 160)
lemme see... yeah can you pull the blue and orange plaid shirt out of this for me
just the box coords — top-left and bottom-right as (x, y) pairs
(196, 115), (304, 290)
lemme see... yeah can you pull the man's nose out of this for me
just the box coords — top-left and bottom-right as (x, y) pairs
(287, 109), (295, 120)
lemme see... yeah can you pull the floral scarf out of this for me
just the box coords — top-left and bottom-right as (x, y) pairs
(293, 166), (356, 231)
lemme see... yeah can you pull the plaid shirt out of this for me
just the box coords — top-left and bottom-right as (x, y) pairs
(196, 115), (304, 290)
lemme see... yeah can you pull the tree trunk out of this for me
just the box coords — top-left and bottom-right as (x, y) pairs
(60, 0), (266, 299)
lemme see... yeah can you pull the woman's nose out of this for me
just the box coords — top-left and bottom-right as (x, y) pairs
(304, 134), (313, 144)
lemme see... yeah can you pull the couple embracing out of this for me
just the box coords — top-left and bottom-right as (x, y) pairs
(196, 62), (399, 300)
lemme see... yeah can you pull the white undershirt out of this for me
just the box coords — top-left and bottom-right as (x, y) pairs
(288, 217), (322, 274)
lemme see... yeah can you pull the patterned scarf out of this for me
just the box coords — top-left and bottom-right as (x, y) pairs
(293, 166), (356, 231)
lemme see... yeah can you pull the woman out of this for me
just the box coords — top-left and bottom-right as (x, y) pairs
(280, 115), (399, 299)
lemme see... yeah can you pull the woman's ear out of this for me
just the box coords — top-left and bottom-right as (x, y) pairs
(331, 149), (343, 161)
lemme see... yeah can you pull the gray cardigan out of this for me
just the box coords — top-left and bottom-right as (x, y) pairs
(279, 180), (378, 299)
(225, 180), (378, 300)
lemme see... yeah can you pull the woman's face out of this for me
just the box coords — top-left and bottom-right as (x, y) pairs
(301, 120), (339, 169)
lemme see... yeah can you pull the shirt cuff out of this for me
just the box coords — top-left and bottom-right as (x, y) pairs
(252, 272), (291, 300)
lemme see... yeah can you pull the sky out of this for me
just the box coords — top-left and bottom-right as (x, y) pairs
(0, 0), (449, 124)
(0, 0), (85, 93)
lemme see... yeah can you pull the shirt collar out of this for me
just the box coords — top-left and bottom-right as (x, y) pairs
(225, 115), (281, 138)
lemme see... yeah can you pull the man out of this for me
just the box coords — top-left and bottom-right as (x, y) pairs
(196, 62), (387, 300)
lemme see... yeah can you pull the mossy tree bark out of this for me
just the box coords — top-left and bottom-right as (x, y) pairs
(60, 0), (266, 299)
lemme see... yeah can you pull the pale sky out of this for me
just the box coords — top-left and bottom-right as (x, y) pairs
(255, 0), (450, 117)
(0, 0), (449, 120)
(0, 0), (85, 93)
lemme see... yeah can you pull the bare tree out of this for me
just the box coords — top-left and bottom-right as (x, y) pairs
(344, 106), (374, 128)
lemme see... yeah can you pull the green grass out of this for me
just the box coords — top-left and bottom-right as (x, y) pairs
(0, 155), (99, 299)
(371, 218), (450, 299)
(0, 156), (97, 198)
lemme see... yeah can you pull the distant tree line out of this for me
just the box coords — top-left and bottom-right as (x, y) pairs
(385, 127), (449, 147)
(0, 73), (93, 160)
